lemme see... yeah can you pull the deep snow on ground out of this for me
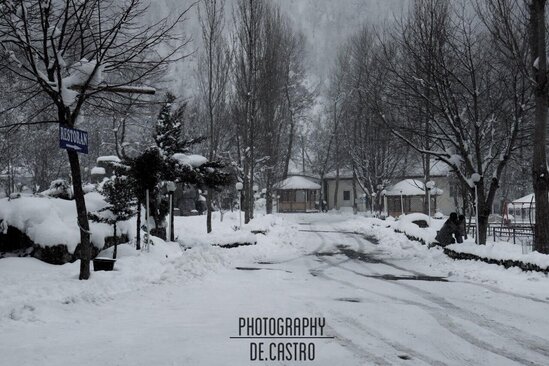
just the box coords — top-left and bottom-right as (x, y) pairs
(1, 212), (548, 366)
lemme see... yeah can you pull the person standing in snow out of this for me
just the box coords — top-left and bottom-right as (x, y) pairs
(455, 214), (466, 243)
(434, 212), (460, 246)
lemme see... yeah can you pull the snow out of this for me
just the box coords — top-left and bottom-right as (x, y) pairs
(0, 192), (132, 252)
(508, 193), (536, 208)
(90, 166), (106, 175)
(446, 242), (549, 270)
(274, 175), (321, 190)
(1, 213), (549, 365)
(172, 153), (208, 168)
(96, 155), (120, 163)
(385, 179), (443, 196)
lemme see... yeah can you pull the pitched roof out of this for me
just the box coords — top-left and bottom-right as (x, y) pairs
(274, 176), (321, 190)
(385, 179), (443, 196)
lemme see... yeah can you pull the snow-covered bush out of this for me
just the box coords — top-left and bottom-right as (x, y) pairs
(42, 179), (73, 200)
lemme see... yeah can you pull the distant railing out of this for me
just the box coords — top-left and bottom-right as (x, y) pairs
(465, 223), (534, 245)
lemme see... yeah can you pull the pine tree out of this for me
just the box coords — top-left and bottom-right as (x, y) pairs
(89, 174), (137, 259)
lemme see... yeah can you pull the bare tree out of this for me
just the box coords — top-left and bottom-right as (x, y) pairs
(0, 0), (191, 279)
(375, 0), (526, 244)
(234, 0), (264, 223)
(198, 0), (231, 232)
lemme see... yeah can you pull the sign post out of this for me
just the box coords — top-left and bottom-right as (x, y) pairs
(59, 125), (89, 154)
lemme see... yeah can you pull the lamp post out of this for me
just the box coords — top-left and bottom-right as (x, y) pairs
(471, 173), (481, 244)
(400, 190), (404, 216)
(166, 181), (177, 242)
(235, 182), (243, 230)
(253, 184), (258, 216)
(371, 192), (376, 214)
(426, 180), (435, 226)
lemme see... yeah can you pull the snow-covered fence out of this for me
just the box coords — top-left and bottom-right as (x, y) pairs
(491, 226), (534, 245)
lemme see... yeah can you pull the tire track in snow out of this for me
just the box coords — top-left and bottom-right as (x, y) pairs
(306, 230), (449, 365)
(307, 228), (549, 366)
(338, 232), (549, 362)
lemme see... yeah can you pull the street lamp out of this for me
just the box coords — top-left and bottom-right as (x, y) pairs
(471, 173), (481, 244)
(166, 181), (177, 242)
(400, 189), (404, 216)
(426, 180), (435, 226)
(252, 185), (259, 215)
(235, 182), (243, 230)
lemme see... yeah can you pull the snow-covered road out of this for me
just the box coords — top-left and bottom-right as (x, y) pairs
(1, 214), (549, 365)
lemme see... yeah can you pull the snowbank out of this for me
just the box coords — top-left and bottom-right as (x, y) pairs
(0, 192), (132, 253)
(446, 242), (549, 272)
(172, 153), (208, 168)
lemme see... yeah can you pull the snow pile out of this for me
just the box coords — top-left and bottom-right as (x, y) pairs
(90, 167), (106, 175)
(61, 59), (104, 106)
(96, 155), (120, 163)
(446, 242), (549, 270)
(391, 213), (445, 245)
(0, 239), (218, 321)
(172, 153), (208, 168)
(0, 192), (132, 252)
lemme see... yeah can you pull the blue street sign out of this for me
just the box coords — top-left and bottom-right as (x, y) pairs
(59, 125), (88, 154)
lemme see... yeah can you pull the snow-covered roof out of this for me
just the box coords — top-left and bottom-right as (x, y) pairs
(274, 176), (321, 190)
(96, 155), (120, 163)
(172, 153), (208, 168)
(90, 167), (106, 175)
(508, 193), (536, 208)
(385, 179), (443, 197)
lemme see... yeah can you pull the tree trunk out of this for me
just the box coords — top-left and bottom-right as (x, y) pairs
(136, 202), (141, 250)
(352, 166), (358, 214)
(113, 223), (118, 260)
(334, 164), (340, 210)
(206, 193), (213, 233)
(530, 0), (549, 253)
(67, 150), (91, 280)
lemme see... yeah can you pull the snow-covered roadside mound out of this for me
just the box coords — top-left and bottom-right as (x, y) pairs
(0, 238), (229, 322)
(0, 192), (133, 253)
(329, 214), (549, 298)
(445, 242), (549, 272)
(0, 213), (302, 323)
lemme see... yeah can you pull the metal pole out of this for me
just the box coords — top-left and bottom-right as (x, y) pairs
(239, 191), (242, 230)
(170, 193), (175, 241)
(400, 192), (404, 215)
(145, 189), (150, 251)
(167, 193), (173, 242)
(428, 189), (431, 226)
(475, 185), (479, 245)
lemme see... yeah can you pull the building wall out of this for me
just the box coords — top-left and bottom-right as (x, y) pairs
(431, 176), (455, 215)
(324, 176), (456, 214)
(325, 178), (368, 211)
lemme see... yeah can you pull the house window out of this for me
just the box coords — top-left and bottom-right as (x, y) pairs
(343, 190), (351, 201)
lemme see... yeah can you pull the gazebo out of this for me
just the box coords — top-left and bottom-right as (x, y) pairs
(274, 175), (321, 213)
(384, 179), (443, 217)
(507, 194), (535, 223)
